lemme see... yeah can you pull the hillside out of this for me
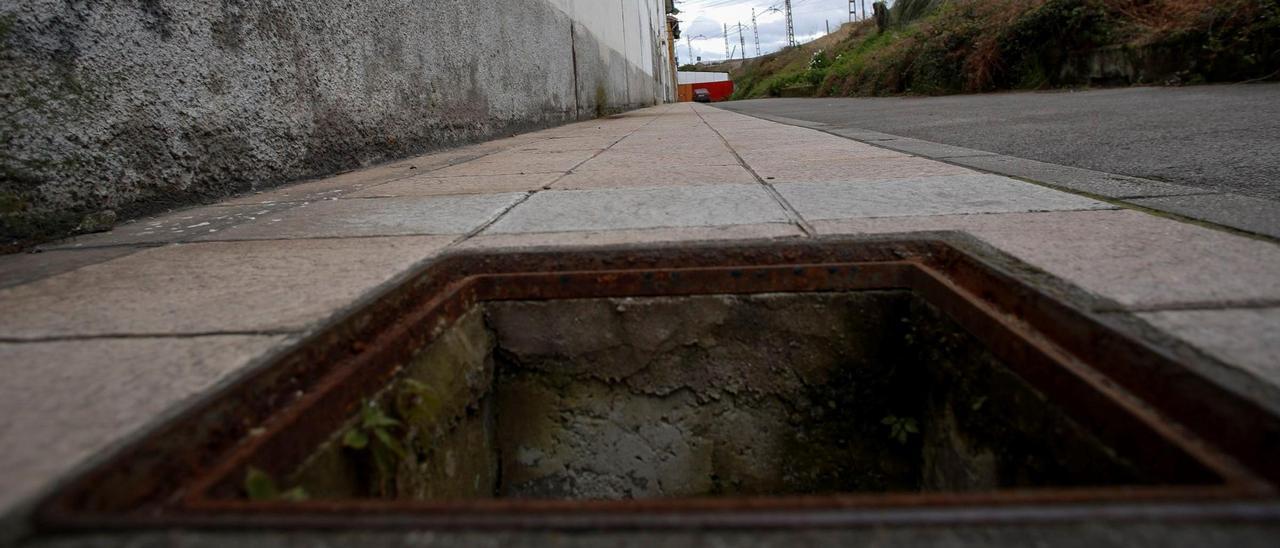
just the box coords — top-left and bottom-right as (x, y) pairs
(723, 0), (1279, 99)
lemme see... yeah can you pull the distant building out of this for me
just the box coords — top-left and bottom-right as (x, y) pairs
(677, 72), (734, 102)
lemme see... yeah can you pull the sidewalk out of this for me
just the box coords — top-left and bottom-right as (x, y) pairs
(2, 102), (1279, 535)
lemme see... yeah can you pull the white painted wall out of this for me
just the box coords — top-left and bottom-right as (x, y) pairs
(545, 0), (674, 102)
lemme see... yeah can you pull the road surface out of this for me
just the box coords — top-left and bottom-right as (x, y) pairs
(718, 84), (1280, 202)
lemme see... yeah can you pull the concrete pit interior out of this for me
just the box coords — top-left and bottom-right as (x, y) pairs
(270, 292), (1195, 502)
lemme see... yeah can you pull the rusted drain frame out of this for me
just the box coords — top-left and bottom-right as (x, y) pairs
(38, 236), (1278, 531)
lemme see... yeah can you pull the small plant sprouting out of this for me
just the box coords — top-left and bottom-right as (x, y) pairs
(244, 467), (308, 502)
(881, 415), (919, 444)
(342, 401), (409, 496)
(342, 402), (405, 455)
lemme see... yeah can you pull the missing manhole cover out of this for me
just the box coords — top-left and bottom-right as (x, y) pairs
(38, 237), (1278, 530)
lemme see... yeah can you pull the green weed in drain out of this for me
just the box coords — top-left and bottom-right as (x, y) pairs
(343, 401), (409, 496)
(881, 415), (919, 445)
(244, 467), (309, 502)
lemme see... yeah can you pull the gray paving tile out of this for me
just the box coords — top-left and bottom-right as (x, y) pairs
(487, 185), (792, 233)
(218, 160), (438, 206)
(348, 173), (559, 197)
(811, 209), (1280, 309)
(0, 335), (286, 517)
(1137, 308), (1280, 390)
(0, 236), (453, 338)
(1129, 193), (1280, 239)
(777, 174), (1112, 221)
(949, 155), (1206, 199)
(40, 203), (299, 250)
(0, 247), (143, 289)
(577, 149), (741, 170)
(197, 194), (525, 240)
(428, 150), (599, 177)
(554, 164), (758, 189)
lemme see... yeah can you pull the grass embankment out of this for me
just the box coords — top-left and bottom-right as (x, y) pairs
(729, 0), (1280, 99)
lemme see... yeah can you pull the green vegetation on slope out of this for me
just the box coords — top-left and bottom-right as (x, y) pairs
(729, 0), (1280, 99)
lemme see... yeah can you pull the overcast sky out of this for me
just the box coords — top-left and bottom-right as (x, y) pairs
(674, 0), (892, 63)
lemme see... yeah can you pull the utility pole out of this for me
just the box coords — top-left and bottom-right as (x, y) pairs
(724, 23), (730, 60)
(751, 8), (761, 57)
(862, 0), (868, 20)
(826, 20), (830, 35)
(686, 34), (693, 66)
(784, 0), (796, 47)
(738, 22), (747, 60)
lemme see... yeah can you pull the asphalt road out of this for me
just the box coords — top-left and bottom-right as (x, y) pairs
(718, 84), (1280, 202)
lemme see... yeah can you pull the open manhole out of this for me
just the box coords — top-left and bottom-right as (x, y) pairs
(39, 237), (1278, 530)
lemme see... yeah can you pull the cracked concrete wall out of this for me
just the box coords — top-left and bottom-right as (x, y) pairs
(0, 0), (674, 248)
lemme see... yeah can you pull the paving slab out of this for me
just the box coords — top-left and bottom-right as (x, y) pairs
(0, 335), (286, 518)
(576, 149), (741, 170)
(754, 156), (976, 183)
(510, 136), (618, 152)
(347, 173), (560, 197)
(486, 185), (792, 233)
(0, 247), (143, 289)
(195, 194), (525, 240)
(777, 174), (1114, 221)
(0, 236), (452, 338)
(948, 155), (1207, 199)
(1130, 193), (1280, 239)
(427, 149), (599, 177)
(217, 157), (454, 206)
(811, 209), (1280, 309)
(461, 223), (804, 250)
(553, 164), (759, 189)
(40, 202), (300, 250)
(1137, 307), (1280, 388)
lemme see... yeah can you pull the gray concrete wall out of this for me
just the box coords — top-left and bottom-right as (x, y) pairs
(0, 0), (674, 248)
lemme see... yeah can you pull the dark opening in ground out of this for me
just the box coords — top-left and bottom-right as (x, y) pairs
(261, 291), (1183, 502)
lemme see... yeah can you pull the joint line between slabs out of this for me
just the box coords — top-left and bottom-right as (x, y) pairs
(451, 110), (666, 244)
(693, 105), (816, 237)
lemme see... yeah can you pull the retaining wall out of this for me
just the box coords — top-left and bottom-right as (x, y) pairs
(0, 0), (674, 248)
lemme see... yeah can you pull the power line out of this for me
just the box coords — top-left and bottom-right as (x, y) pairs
(724, 22), (731, 60)
(751, 8), (760, 57)
(784, 0), (796, 47)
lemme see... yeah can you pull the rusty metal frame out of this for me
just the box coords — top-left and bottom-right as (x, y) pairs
(36, 236), (1280, 531)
